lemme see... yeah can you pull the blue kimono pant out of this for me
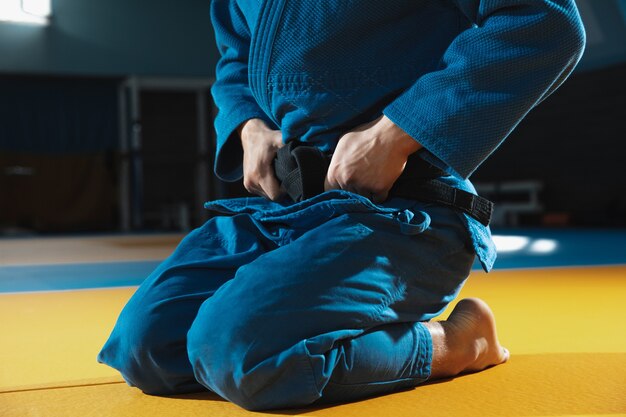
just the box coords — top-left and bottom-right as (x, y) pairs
(98, 191), (475, 410)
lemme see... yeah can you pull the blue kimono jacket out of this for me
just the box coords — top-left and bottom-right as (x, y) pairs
(209, 0), (586, 271)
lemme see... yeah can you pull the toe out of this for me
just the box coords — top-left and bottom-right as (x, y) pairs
(501, 347), (510, 363)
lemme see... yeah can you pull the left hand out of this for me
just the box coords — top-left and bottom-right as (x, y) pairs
(324, 115), (422, 203)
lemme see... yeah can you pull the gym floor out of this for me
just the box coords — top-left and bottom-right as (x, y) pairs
(1, 230), (625, 417)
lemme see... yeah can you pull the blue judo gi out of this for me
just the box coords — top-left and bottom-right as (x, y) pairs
(98, 0), (585, 410)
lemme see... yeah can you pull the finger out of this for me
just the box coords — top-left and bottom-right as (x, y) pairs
(243, 173), (267, 199)
(323, 177), (332, 192)
(266, 187), (285, 201)
(250, 185), (268, 199)
(244, 176), (263, 197)
(260, 173), (284, 201)
(242, 177), (255, 195)
(324, 175), (339, 192)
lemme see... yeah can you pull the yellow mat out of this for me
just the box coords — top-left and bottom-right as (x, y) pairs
(1, 266), (625, 416)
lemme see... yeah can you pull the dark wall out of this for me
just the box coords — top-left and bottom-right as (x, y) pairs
(140, 91), (205, 229)
(472, 63), (626, 226)
(2, 1), (625, 231)
(0, 76), (119, 232)
(0, 0), (625, 77)
(0, 0), (216, 77)
(0, 76), (119, 153)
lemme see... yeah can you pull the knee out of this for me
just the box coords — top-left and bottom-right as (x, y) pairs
(187, 311), (262, 409)
(187, 306), (318, 410)
(98, 301), (182, 395)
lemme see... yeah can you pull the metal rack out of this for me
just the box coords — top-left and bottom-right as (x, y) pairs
(117, 77), (216, 232)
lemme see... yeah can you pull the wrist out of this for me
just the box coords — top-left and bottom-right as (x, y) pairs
(378, 115), (422, 156)
(238, 118), (270, 144)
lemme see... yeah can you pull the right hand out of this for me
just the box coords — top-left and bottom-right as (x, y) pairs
(238, 118), (285, 201)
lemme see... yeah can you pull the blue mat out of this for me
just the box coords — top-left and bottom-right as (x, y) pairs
(484, 228), (626, 270)
(0, 261), (160, 293)
(2, 229), (625, 293)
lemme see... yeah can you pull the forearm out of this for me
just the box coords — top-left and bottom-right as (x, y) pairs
(384, 0), (585, 179)
(237, 118), (273, 145)
(375, 115), (423, 158)
(211, 0), (275, 182)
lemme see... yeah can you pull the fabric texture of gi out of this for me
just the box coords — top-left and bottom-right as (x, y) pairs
(99, 192), (474, 409)
(98, 0), (585, 410)
(210, 0), (585, 271)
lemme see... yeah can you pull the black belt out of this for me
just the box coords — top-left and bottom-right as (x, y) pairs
(273, 141), (493, 226)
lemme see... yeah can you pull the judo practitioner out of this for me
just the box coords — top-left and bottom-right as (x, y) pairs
(98, 0), (585, 410)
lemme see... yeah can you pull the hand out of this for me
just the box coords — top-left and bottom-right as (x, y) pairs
(239, 118), (285, 201)
(324, 115), (422, 203)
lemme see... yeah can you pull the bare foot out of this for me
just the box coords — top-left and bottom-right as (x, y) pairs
(423, 298), (509, 379)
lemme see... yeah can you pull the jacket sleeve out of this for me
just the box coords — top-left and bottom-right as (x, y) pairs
(383, 0), (586, 179)
(210, 0), (275, 182)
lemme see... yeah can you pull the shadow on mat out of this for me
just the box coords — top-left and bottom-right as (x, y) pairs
(264, 353), (626, 416)
(165, 391), (227, 402)
(152, 354), (625, 416)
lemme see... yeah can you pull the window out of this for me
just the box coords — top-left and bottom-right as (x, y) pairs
(0, 0), (51, 25)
